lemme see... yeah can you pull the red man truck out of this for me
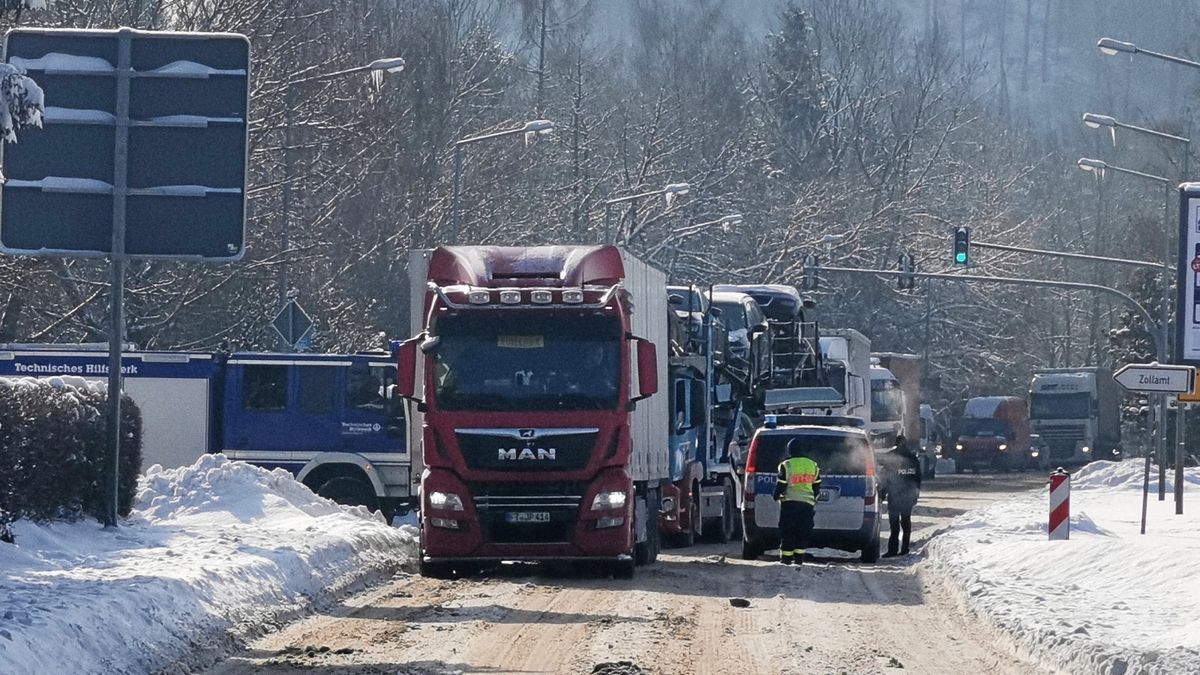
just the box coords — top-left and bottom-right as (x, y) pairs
(396, 246), (669, 578)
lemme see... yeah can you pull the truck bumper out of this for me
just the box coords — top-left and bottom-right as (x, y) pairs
(420, 467), (633, 561)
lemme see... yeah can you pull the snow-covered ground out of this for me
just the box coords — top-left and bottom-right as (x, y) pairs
(929, 460), (1200, 674)
(0, 455), (416, 675)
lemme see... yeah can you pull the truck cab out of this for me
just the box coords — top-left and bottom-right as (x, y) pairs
(949, 396), (1030, 472)
(868, 365), (905, 451)
(1030, 369), (1121, 465)
(400, 246), (667, 579)
(811, 330), (870, 421)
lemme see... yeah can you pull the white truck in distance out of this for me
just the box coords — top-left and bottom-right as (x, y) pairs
(868, 364), (904, 451)
(808, 329), (871, 422)
(1029, 368), (1121, 466)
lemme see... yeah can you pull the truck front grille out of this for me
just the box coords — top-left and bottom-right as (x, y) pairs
(1035, 424), (1086, 458)
(470, 483), (583, 544)
(455, 430), (597, 472)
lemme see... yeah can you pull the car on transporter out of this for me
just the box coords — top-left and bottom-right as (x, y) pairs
(739, 416), (881, 563)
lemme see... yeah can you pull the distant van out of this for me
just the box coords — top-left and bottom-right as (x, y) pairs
(950, 396), (1030, 472)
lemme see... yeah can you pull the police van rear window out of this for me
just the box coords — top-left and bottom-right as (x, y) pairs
(757, 434), (871, 474)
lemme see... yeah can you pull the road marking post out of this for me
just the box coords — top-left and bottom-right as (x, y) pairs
(1049, 468), (1070, 540)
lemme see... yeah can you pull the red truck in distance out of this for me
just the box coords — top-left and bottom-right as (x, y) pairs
(396, 246), (669, 578)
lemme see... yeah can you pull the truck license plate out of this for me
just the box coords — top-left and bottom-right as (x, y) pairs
(506, 511), (551, 524)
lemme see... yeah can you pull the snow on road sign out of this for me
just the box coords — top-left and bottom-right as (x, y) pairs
(1113, 363), (1196, 394)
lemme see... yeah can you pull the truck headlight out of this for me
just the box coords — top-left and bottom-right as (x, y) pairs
(591, 490), (627, 511)
(955, 444), (964, 451)
(429, 491), (465, 512)
(1031, 450), (1040, 458)
(998, 444), (1008, 451)
(1081, 446), (1091, 454)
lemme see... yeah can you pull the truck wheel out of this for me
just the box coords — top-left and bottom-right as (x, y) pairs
(316, 475), (378, 513)
(709, 485), (737, 544)
(682, 485), (701, 547)
(635, 494), (657, 565)
(741, 537), (764, 561)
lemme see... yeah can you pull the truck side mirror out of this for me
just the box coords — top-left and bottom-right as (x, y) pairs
(633, 337), (658, 401)
(396, 337), (422, 403)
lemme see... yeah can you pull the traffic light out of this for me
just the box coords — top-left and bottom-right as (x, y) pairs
(802, 253), (819, 291)
(897, 252), (916, 290)
(953, 227), (970, 265)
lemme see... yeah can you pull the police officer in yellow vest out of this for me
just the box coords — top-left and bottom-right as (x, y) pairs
(773, 438), (821, 566)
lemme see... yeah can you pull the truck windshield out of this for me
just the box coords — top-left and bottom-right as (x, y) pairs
(1031, 392), (1090, 419)
(958, 419), (1012, 438)
(870, 380), (904, 422)
(432, 313), (622, 412)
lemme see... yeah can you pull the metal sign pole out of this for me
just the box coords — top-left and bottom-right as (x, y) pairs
(1141, 449), (1151, 534)
(1177, 403), (1186, 514)
(104, 30), (132, 528)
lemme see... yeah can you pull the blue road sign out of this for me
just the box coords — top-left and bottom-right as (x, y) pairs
(0, 27), (250, 261)
(273, 299), (314, 350)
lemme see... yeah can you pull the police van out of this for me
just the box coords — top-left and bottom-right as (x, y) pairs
(740, 415), (881, 562)
(0, 346), (411, 519)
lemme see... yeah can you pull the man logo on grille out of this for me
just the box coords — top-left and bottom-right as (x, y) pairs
(498, 448), (557, 461)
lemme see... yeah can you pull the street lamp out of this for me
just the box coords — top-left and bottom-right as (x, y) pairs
(1097, 37), (1200, 69)
(1082, 112), (1190, 152)
(450, 119), (555, 243)
(666, 212), (743, 240)
(1077, 156), (1173, 497)
(603, 182), (691, 244)
(278, 56), (404, 350)
(1095, 38), (1197, 515)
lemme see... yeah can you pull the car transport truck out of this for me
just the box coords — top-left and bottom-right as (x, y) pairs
(398, 245), (670, 578)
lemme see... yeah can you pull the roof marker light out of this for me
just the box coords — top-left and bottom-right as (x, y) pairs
(562, 290), (584, 304)
(499, 290), (522, 304)
(531, 290), (553, 304)
(468, 290), (490, 305)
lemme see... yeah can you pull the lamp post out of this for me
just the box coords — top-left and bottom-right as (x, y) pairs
(1097, 38), (1200, 70)
(1096, 38), (1197, 514)
(278, 57), (405, 349)
(450, 119), (555, 244)
(1077, 157), (1173, 498)
(660, 213), (742, 279)
(604, 182), (691, 244)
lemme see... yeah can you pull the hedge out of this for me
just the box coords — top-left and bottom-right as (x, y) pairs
(0, 376), (142, 543)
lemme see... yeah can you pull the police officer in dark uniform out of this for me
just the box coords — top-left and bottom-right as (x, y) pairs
(879, 434), (921, 557)
(773, 438), (821, 566)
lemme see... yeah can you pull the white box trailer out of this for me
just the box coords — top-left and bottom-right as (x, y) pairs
(0, 347), (217, 470)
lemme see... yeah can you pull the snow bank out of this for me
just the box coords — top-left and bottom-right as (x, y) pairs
(929, 460), (1200, 674)
(0, 454), (416, 674)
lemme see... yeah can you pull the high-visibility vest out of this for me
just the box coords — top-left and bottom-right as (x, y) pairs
(777, 456), (820, 505)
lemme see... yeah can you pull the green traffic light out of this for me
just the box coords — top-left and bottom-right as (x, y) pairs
(955, 252), (967, 263)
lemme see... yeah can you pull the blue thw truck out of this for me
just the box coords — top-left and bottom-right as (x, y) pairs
(0, 346), (411, 518)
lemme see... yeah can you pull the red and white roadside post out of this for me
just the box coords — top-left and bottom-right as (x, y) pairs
(1049, 468), (1070, 541)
